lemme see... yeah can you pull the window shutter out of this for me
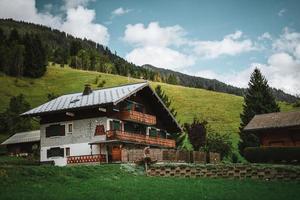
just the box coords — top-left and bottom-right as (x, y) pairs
(95, 125), (105, 136)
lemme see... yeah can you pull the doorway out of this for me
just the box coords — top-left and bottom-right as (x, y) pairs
(111, 146), (121, 162)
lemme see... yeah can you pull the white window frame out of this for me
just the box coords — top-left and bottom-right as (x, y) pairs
(66, 122), (73, 135)
(65, 147), (70, 157)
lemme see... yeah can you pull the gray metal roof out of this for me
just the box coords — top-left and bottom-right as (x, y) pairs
(22, 82), (148, 116)
(1, 130), (40, 145)
(244, 111), (300, 132)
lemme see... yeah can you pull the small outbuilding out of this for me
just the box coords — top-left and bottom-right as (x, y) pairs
(1, 130), (40, 156)
(244, 111), (300, 147)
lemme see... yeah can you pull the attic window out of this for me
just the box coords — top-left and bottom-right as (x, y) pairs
(70, 99), (80, 104)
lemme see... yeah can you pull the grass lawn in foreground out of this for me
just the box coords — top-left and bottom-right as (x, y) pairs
(0, 157), (299, 200)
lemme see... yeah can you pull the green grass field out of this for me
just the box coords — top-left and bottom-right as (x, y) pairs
(0, 157), (299, 200)
(0, 65), (297, 149)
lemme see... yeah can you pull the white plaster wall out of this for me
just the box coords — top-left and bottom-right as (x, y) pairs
(40, 142), (106, 166)
(40, 117), (108, 147)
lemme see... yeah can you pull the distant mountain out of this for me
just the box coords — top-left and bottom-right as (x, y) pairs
(142, 64), (299, 103)
(0, 19), (298, 103)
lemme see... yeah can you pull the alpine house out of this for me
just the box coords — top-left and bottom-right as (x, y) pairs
(21, 82), (181, 166)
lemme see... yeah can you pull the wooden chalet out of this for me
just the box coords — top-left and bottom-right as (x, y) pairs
(21, 82), (181, 166)
(243, 111), (300, 147)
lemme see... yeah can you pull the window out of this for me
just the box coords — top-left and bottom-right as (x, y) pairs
(95, 125), (105, 136)
(65, 147), (70, 157)
(46, 124), (65, 137)
(134, 103), (144, 113)
(159, 130), (167, 138)
(47, 147), (64, 158)
(110, 120), (121, 131)
(67, 123), (73, 134)
(149, 128), (158, 137)
(124, 122), (146, 134)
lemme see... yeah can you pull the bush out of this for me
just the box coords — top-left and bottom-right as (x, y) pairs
(244, 147), (300, 163)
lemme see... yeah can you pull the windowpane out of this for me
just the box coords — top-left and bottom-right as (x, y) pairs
(66, 147), (70, 157)
(46, 124), (65, 137)
(68, 124), (73, 133)
(110, 120), (121, 131)
(47, 147), (64, 158)
(149, 128), (157, 137)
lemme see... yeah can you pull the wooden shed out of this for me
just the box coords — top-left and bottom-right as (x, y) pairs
(244, 111), (300, 147)
(1, 130), (40, 155)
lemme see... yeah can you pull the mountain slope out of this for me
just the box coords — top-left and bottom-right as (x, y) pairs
(0, 19), (297, 103)
(143, 64), (299, 103)
(0, 65), (296, 149)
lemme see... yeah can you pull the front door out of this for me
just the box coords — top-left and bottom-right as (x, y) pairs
(111, 146), (121, 162)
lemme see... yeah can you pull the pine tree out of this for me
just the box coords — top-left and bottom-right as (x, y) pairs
(0, 94), (32, 135)
(23, 34), (47, 78)
(155, 85), (177, 118)
(239, 68), (280, 154)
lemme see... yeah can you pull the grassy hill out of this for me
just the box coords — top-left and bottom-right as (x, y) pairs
(0, 65), (296, 149)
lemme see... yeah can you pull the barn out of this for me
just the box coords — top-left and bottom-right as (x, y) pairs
(244, 111), (300, 147)
(1, 130), (40, 156)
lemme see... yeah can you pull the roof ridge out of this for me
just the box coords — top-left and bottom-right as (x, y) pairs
(59, 81), (148, 97)
(255, 110), (300, 117)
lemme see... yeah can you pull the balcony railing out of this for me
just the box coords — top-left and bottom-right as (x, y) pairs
(106, 130), (175, 148)
(118, 110), (156, 125)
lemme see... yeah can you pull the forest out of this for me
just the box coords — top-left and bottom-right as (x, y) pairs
(0, 19), (298, 103)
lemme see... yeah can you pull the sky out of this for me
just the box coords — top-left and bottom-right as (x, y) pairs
(0, 0), (300, 95)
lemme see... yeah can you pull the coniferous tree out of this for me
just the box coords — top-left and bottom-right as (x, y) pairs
(239, 68), (280, 154)
(155, 85), (177, 118)
(23, 34), (47, 77)
(0, 94), (32, 135)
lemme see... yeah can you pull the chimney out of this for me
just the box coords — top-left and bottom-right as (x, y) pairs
(83, 84), (92, 95)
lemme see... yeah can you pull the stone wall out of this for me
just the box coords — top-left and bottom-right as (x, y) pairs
(147, 164), (300, 181)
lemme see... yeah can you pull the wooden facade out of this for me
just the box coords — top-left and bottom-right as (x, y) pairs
(258, 128), (300, 147)
(244, 111), (300, 148)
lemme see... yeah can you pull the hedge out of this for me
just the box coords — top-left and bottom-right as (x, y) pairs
(244, 147), (300, 163)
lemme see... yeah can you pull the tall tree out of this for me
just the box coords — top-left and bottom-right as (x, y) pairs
(23, 34), (47, 78)
(0, 94), (32, 135)
(239, 68), (280, 154)
(155, 85), (177, 118)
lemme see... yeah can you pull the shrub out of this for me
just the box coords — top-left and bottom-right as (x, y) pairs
(244, 147), (300, 163)
(204, 132), (233, 159)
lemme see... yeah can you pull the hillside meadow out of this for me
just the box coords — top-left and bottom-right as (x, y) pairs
(0, 65), (296, 149)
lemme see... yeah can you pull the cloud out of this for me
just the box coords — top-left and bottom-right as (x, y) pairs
(0, 0), (109, 45)
(278, 9), (287, 17)
(123, 22), (192, 69)
(192, 31), (257, 59)
(195, 53), (300, 95)
(61, 6), (109, 45)
(258, 32), (272, 40)
(62, 0), (95, 9)
(272, 27), (300, 59)
(123, 22), (186, 47)
(125, 46), (195, 69)
(111, 7), (131, 17)
(194, 28), (300, 95)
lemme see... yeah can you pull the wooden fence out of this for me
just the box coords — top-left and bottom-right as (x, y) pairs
(121, 149), (220, 164)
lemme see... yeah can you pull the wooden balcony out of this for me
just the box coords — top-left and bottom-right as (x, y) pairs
(106, 130), (175, 148)
(118, 110), (156, 125)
